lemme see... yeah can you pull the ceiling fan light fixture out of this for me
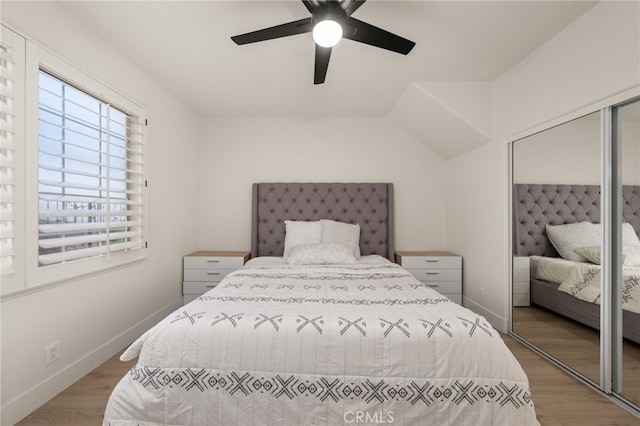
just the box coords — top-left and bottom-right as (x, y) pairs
(312, 19), (343, 48)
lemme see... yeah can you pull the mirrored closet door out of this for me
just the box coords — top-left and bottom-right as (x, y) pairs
(511, 111), (602, 385)
(613, 98), (640, 408)
(510, 95), (640, 416)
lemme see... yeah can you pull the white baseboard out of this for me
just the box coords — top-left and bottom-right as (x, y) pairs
(1, 298), (181, 426)
(462, 296), (509, 333)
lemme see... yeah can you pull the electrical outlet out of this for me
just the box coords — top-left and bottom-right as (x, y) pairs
(45, 342), (60, 365)
(479, 287), (485, 300)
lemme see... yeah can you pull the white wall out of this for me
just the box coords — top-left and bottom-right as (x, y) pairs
(0, 3), (200, 424)
(447, 1), (640, 331)
(198, 117), (448, 252)
(513, 115), (640, 186)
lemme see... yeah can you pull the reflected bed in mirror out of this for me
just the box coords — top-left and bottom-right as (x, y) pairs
(513, 183), (640, 344)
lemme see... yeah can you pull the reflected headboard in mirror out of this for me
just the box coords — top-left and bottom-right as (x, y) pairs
(251, 183), (395, 261)
(513, 183), (640, 256)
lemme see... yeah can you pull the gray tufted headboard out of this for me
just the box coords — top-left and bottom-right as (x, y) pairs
(514, 184), (640, 256)
(251, 183), (395, 261)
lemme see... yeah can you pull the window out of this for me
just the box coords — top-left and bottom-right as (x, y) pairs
(22, 43), (147, 288)
(0, 39), (15, 276)
(37, 70), (145, 266)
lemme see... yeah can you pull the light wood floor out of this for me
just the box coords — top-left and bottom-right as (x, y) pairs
(16, 335), (640, 426)
(513, 305), (640, 407)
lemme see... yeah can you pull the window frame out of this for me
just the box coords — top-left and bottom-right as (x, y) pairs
(24, 41), (148, 288)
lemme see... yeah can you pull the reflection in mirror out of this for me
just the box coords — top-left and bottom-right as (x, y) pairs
(512, 111), (601, 385)
(615, 99), (640, 407)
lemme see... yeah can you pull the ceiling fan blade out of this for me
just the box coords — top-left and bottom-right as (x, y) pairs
(343, 17), (415, 55)
(301, 0), (316, 13)
(314, 45), (332, 85)
(344, 0), (366, 16)
(231, 17), (312, 45)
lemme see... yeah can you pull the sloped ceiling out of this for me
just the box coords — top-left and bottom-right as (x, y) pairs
(48, 0), (597, 158)
(389, 82), (493, 159)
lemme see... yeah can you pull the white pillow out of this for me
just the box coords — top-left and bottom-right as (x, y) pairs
(573, 246), (602, 264)
(623, 245), (640, 266)
(320, 219), (361, 258)
(285, 243), (357, 265)
(283, 220), (322, 258)
(545, 222), (600, 262)
(572, 246), (629, 265)
(622, 223), (640, 246)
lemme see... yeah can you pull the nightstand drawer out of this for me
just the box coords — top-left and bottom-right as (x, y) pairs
(400, 256), (461, 269)
(184, 256), (244, 269)
(183, 281), (221, 294)
(420, 281), (461, 293)
(513, 267), (529, 282)
(406, 268), (461, 282)
(513, 280), (529, 293)
(182, 251), (250, 306)
(183, 269), (235, 282)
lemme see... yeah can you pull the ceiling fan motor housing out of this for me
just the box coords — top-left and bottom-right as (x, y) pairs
(312, 3), (347, 27)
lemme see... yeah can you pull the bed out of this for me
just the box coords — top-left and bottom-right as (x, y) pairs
(104, 182), (538, 425)
(514, 183), (640, 344)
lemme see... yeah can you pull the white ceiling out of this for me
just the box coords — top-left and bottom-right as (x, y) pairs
(59, 1), (597, 117)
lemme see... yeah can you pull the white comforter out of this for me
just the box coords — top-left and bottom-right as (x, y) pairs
(104, 263), (538, 425)
(558, 263), (640, 314)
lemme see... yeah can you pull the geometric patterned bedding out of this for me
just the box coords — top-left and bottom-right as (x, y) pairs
(559, 263), (640, 315)
(103, 263), (539, 425)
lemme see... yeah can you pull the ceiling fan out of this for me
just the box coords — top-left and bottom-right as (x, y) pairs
(230, 0), (416, 85)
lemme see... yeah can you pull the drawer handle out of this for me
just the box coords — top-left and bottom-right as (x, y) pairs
(207, 272), (221, 276)
(427, 284), (439, 288)
(425, 259), (439, 263)
(207, 259), (221, 263)
(206, 284), (217, 288)
(425, 272), (439, 275)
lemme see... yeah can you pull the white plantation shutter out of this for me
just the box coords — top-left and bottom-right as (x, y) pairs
(37, 70), (146, 266)
(0, 41), (15, 276)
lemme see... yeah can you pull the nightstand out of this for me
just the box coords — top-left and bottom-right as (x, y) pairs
(512, 256), (530, 306)
(395, 251), (463, 305)
(182, 251), (250, 304)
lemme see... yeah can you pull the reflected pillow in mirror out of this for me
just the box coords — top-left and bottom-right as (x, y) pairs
(574, 245), (639, 266)
(546, 222), (600, 262)
(622, 223), (640, 246)
(623, 245), (640, 266)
